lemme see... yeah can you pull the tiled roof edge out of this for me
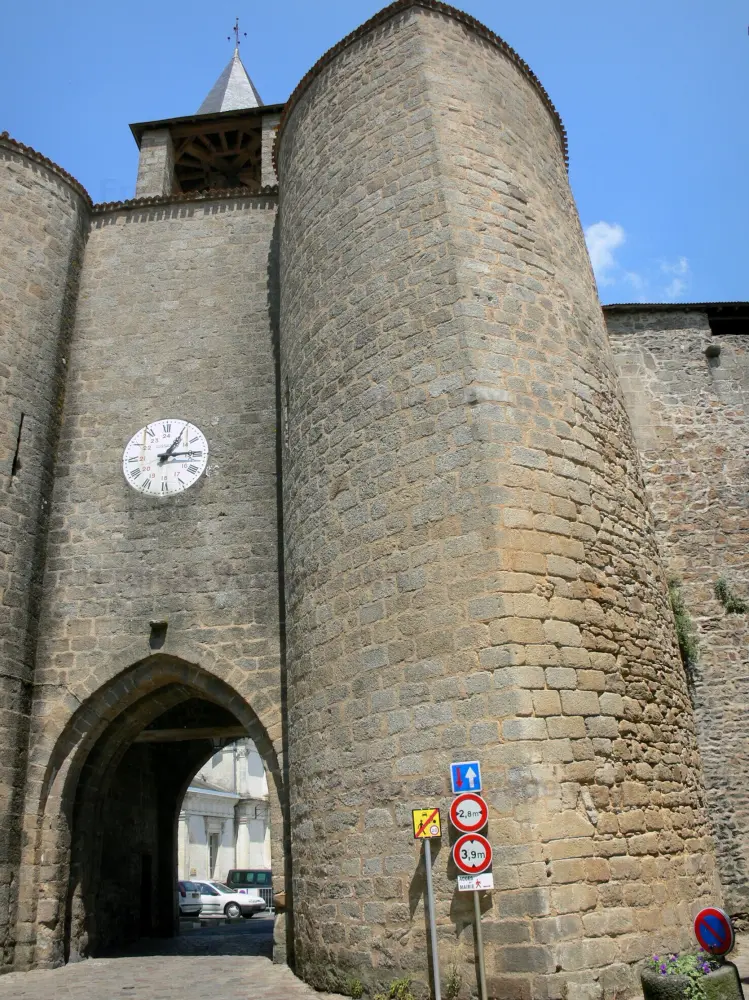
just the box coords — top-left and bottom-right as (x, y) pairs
(603, 302), (749, 312)
(0, 131), (92, 207)
(273, 0), (568, 175)
(92, 185), (279, 214)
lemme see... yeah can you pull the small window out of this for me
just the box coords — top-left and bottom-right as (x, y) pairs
(209, 833), (220, 877)
(255, 872), (270, 885)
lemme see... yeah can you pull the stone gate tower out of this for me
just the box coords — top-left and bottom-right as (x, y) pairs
(276, 3), (718, 995)
(0, 2), (725, 998)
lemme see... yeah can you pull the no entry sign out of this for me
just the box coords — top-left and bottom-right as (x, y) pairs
(450, 793), (489, 833)
(452, 833), (492, 875)
(694, 907), (735, 955)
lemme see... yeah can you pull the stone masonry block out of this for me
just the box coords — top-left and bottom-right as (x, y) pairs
(577, 670), (606, 691)
(560, 690), (600, 716)
(546, 715), (587, 739)
(545, 667), (577, 689)
(533, 690), (561, 716)
(550, 883), (597, 914)
(543, 620), (582, 646)
(503, 717), (548, 741)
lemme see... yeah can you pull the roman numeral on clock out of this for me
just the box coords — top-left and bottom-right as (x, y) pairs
(141, 479), (152, 491)
(187, 464), (199, 475)
(163, 422), (171, 434)
(129, 468), (142, 479)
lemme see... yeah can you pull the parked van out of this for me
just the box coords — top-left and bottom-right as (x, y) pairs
(225, 869), (273, 909)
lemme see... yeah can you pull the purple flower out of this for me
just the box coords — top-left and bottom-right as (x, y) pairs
(702, 964), (711, 974)
(660, 965), (667, 974)
(653, 956), (660, 962)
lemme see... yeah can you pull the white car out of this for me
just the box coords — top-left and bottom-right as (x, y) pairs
(195, 880), (266, 919)
(177, 880), (203, 917)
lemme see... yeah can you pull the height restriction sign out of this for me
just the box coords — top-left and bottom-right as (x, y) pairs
(450, 793), (488, 833)
(452, 833), (492, 874)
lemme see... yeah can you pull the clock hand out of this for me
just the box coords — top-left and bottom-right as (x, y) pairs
(156, 450), (198, 459)
(159, 425), (188, 463)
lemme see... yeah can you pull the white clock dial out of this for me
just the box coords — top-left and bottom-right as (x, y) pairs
(122, 419), (208, 496)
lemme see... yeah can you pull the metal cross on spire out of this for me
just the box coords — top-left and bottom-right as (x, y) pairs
(228, 17), (247, 51)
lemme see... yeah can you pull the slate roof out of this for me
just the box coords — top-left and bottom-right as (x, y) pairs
(197, 48), (263, 114)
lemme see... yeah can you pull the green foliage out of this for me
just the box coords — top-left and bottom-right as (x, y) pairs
(668, 578), (699, 674)
(715, 577), (748, 614)
(348, 979), (364, 999)
(444, 964), (462, 1000)
(373, 977), (418, 1000)
(648, 951), (720, 1000)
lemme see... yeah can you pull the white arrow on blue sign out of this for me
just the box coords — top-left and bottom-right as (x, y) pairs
(451, 761), (482, 794)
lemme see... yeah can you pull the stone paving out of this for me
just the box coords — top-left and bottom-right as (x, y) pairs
(0, 920), (345, 1000)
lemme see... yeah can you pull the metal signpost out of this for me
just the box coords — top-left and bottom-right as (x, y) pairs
(450, 765), (490, 1000)
(413, 808), (442, 1000)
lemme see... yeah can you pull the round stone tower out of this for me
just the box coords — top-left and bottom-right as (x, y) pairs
(277, 2), (718, 997)
(0, 134), (89, 966)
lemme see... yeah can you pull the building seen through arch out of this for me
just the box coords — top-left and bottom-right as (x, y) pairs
(0, 3), (747, 998)
(178, 739), (271, 883)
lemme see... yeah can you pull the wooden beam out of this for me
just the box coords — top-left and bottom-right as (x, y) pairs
(170, 117), (260, 140)
(134, 726), (246, 744)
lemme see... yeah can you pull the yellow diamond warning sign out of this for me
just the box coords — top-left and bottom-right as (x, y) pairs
(412, 807), (441, 839)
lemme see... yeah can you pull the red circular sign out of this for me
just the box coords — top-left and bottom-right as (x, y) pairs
(694, 907), (734, 955)
(452, 833), (492, 874)
(450, 793), (489, 833)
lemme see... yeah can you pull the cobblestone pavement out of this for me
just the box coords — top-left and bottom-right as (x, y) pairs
(0, 919), (344, 1000)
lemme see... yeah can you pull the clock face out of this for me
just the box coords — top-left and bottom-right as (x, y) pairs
(122, 419), (208, 496)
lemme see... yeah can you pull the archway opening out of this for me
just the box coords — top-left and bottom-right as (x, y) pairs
(178, 738), (272, 889)
(64, 684), (269, 960)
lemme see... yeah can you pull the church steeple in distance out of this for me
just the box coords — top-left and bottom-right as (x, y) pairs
(197, 17), (263, 113)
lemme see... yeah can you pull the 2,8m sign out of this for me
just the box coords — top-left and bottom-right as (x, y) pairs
(450, 793), (488, 833)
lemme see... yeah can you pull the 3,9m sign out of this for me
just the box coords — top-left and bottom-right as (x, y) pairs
(452, 833), (492, 875)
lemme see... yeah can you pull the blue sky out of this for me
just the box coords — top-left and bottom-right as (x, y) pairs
(2, 1), (746, 304)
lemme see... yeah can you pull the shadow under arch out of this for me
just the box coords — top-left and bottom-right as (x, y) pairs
(29, 654), (289, 969)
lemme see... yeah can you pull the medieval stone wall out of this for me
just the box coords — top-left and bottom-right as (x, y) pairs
(0, 140), (89, 970)
(278, 5), (718, 999)
(16, 193), (285, 966)
(607, 308), (749, 915)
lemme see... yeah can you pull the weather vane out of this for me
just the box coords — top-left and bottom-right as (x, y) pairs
(228, 17), (247, 49)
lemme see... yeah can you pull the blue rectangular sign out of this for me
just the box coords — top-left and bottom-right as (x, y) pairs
(451, 760), (482, 794)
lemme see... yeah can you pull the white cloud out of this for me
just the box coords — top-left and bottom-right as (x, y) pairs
(584, 221), (626, 286)
(660, 256), (690, 301)
(583, 221), (691, 302)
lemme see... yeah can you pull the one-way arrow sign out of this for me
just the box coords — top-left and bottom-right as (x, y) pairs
(451, 760), (482, 794)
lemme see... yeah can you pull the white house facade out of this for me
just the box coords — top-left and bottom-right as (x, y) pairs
(177, 739), (271, 882)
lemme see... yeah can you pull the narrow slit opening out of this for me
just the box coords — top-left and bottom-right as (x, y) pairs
(10, 413), (24, 482)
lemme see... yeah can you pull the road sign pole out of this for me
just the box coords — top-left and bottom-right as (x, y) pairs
(473, 890), (487, 1000)
(423, 838), (441, 1000)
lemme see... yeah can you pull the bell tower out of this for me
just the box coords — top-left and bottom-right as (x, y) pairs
(130, 26), (280, 198)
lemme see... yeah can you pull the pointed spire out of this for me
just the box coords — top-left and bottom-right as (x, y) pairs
(197, 47), (263, 114)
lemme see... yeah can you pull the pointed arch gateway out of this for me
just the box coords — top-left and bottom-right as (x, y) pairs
(28, 654), (290, 968)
